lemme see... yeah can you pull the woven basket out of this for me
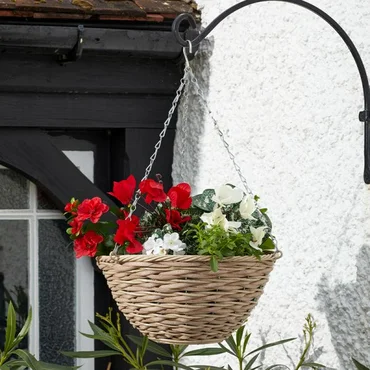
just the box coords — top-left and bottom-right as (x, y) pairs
(96, 253), (280, 344)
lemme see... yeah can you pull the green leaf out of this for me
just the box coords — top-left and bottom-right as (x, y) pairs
(183, 348), (226, 357)
(265, 365), (291, 370)
(86, 321), (120, 351)
(13, 308), (32, 349)
(38, 361), (81, 370)
(12, 349), (45, 370)
(192, 189), (216, 212)
(244, 353), (259, 370)
(225, 336), (238, 356)
(246, 338), (296, 356)
(236, 325), (245, 347)
(218, 343), (234, 356)
(301, 362), (326, 368)
(4, 302), (17, 352)
(242, 333), (251, 355)
(260, 237), (275, 251)
(61, 350), (121, 359)
(146, 360), (194, 370)
(127, 336), (171, 358)
(210, 256), (219, 272)
(353, 359), (370, 370)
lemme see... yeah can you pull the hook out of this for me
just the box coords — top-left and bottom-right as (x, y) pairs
(58, 25), (84, 65)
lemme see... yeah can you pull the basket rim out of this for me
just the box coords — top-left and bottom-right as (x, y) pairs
(96, 252), (281, 263)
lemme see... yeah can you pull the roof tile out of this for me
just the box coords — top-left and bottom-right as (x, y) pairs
(0, 0), (198, 21)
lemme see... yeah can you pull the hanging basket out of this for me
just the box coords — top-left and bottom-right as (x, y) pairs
(96, 253), (280, 344)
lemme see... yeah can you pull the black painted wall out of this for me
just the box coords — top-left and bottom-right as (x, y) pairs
(0, 27), (182, 369)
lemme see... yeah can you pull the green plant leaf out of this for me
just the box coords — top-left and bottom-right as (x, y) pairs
(4, 302), (17, 352)
(183, 348), (226, 356)
(12, 349), (45, 370)
(225, 336), (238, 356)
(127, 336), (171, 358)
(353, 359), (370, 370)
(210, 256), (219, 272)
(87, 321), (120, 351)
(61, 350), (121, 359)
(246, 338), (296, 356)
(192, 189), (216, 212)
(301, 362), (326, 368)
(236, 326), (245, 347)
(12, 308), (32, 350)
(265, 365), (290, 370)
(146, 360), (194, 370)
(38, 361), (81, 370)
(242, 333), (251, 355)
(244, 353), (259, 370)
(218, 343), (234, 356)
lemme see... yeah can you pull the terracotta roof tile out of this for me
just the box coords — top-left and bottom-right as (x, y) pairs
(0, 0), (199, 21)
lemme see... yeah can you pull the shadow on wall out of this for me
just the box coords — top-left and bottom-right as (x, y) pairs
(318, 244), (370, 369)
(172, 37), (214, 186)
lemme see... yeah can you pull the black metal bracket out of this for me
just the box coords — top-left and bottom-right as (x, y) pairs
(172, 0), (370, 184)
(58, 25), (84, 65)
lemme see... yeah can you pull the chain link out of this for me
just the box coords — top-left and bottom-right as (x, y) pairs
(114, 46), (279, 255)
(125, 61), (191, 220)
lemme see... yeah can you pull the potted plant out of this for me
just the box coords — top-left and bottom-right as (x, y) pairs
(64, 176), (281, 344)
(0, 302), (77, 370)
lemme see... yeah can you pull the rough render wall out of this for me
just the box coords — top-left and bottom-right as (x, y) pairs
(172, 0), (370, 368)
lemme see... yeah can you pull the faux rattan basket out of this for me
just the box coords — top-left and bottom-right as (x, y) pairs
(96, 253), (280, 344)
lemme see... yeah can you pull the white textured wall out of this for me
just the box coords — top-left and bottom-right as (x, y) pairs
(172, 0), (370, 369)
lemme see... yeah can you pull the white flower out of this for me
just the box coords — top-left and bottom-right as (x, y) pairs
(239, 196), (256, 220)
(249, 226), (267, 251)
(201, 208), (241, 231)
(143, 236), (167, 255)
(163, 233), (187, 253)
(212, 184), (244, 206)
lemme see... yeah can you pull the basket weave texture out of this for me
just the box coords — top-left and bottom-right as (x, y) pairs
(96, 254), (278, 345)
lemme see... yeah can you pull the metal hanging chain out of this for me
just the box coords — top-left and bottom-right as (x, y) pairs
(182, 46), (280, 252)
(125, 50), (191, 220)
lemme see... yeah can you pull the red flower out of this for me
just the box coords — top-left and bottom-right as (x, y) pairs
(168, 183), (192, 210)
(76, 197), (109, 223)
(64, 198), (79, 215)
(68, 218), (83, 235)
(108, 175), (136, 205)
(74, 231), (104, 258)
(139, 179), (167, 204)
(114, 216), (143, 254)
(165, 209), (191, 231)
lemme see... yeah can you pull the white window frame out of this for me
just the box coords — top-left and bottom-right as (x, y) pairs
(0, 154), (95, 369)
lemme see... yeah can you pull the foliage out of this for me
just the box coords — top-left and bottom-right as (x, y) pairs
(65, 176), (276, 271)
(63, 311), (327, 370)
(0, 302), (77, 370)
(353, 358), (370, 370)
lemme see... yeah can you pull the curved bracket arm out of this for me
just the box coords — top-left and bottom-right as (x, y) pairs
(172, 0), (370, 184)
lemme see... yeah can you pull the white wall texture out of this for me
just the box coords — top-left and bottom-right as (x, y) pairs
(172, 0), (370, 369)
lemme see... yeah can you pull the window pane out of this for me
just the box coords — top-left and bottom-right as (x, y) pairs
(0, 169), (29, 209)
(39, 220), (75, 365)
(37, 188), (59, 210)
(0, 220), (29, 350)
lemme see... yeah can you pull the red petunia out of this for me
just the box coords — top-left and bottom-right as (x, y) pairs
(139, 179), (167, 204)
(165, 209), (191, 231)
(74, 231), (104, 258)
(108, 175), (136, 205)
(168, 183), (192, 210)
(114, 216), (143, 254)
(76, 197), (109, 223)
(68, 218), (83, 236)
(64, 198), (79, 215)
